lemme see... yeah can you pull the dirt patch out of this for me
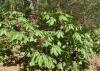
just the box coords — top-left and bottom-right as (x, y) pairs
(0, 65), (20, 71)
(84, 55), (100, 71)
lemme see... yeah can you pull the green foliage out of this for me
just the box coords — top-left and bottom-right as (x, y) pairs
(0, 0), (99, 70)
(0, 11), (99, 71)
(30, 51), (57, 69)
(50, 45), (62, 56)
(91, 28), (100, 54)
(0, 52), (3, 62)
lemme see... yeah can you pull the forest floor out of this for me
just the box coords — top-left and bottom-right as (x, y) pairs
(84, 55), (100, 71)
(0, 55), (100, 71)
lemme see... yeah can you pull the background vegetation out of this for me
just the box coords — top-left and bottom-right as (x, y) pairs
(0, 0), (100, 71)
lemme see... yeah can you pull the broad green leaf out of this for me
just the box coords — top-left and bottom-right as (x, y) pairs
(30, 51), (40, 66)
(46, 17), (56, 25)
(38, 56), (43, 66)
(59, 15), (68, 21)
(42, 55), (49, 67)
(73, 32), (82, 43)
(44, 14), (49, 20)
(56, 31), (64, 38)
(65, 14), (73, 18)
(57, 62), (63, 69)
(0, 29), (8, 36)
(50, 45), (62, 56)
(57, 41), (61, 46)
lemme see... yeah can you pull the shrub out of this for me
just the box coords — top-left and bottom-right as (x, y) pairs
(0, 11), (95, 71)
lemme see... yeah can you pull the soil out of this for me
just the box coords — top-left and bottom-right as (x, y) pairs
(0, 55), (100, 71)
(84, 55), (100, 71)
(0, 64), (20, 71)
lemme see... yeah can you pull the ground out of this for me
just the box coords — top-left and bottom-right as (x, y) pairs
(0, 55), (100, 71)
(84, 55), (100, 71)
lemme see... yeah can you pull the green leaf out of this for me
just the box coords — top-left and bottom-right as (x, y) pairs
(30, 51), (40, 66)
(38, 56), (43, 66)
(50, 45), (62, 56)
(42, 12), (50, 20)
(59, 15), (68, 21)
(10, 31), (18, 41)
(42, 55), (49, 67)
(0, 29), (8, 36)
(46, 17), (56, 25)
(0, 23), (2, 27)
(79, 48), (89, 58)
(73, 32), (82, 43)
(44, 14), (49, 20)
(0, 52), (3, 63)
(35, 30), (43, 37)
(57, 41), (61, 46)
(65, 14), (73, 18)
(56, 31), (64, 38)
(57, 62), (63, 69)
(44, 40), (51, 47)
